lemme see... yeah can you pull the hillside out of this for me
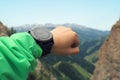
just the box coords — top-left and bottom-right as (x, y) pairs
(12, 23), (109, 80)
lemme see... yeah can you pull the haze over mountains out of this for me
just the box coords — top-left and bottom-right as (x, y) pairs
(13, 23), (109, 41)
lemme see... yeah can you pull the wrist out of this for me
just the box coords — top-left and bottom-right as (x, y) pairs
(29, 27), (54, 56)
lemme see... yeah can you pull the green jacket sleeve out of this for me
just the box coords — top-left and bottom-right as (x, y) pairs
(0, 32), (43, 80)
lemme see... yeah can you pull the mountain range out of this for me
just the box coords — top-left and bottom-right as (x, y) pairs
(13, 23), (109, 41)
(12, 23), (109, 80)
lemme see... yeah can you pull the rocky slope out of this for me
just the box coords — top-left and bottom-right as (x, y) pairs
(91, 19), (120, 80)
(0, 22), (8, 36)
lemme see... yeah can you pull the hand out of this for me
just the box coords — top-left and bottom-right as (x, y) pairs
(51, 26), (80, 55)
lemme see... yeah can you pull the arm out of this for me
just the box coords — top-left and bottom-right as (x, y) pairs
(0, 32), (42, 80)
(0, 26), (80, 80)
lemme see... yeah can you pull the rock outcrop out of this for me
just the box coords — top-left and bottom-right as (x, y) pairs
(0, 22), (8, 36)
(91, 19), (120, 80)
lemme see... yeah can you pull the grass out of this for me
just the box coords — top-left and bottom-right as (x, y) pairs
(85, 51), (99, 64)
(71, 63), (91, 79)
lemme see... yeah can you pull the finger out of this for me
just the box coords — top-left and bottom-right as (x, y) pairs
(70, 32), (80, 47)
(56, 26), (68, 29)
(73, 36), (80, 47)
(56, 26), (72, 31)
(67, 27), (72, 31)
(68, 47), (80, 55)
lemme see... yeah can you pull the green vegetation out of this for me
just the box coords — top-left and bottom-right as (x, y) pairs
(72, 63), (91, 78)
(44, 61), (91, 80)
(85, 51), (99, 64)
(57, 62), (89, 80)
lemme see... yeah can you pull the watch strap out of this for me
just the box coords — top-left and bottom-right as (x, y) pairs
(28, 27), (54, 57)
(35, 37), (54, 56)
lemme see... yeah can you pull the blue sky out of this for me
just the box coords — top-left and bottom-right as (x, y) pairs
(0, 0), (120, 30)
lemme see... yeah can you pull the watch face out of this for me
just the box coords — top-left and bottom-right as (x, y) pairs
(31, 27), (52, 41)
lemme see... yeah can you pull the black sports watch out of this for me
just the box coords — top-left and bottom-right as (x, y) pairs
(28, 27), (54, 56)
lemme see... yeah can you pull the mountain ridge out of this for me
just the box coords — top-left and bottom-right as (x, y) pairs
(12, 23), (109, 31)
(12, 23), (109, 42)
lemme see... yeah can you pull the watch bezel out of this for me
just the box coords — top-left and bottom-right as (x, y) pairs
(30, 27), (53, 42)
(29, 27), (54, 56)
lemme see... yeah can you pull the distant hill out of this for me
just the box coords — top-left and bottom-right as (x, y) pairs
(12, 23), (109, 80)
(13, 23), (109, 41)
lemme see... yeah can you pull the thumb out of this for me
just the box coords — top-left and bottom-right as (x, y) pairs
(68, 47), (80, 55)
